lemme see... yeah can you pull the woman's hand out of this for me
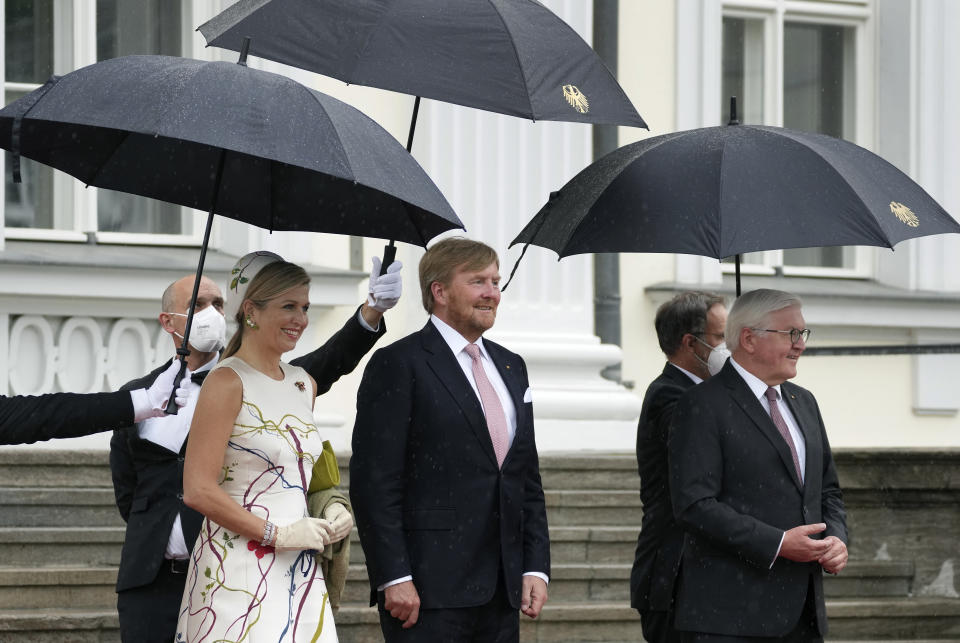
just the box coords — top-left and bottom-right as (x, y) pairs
(274, 517), (335, 552)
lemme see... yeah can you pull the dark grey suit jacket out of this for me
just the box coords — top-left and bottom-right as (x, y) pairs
(350, 321), (550, 611)
(669, 360), (847, 637)
(630, 362), (697, 613)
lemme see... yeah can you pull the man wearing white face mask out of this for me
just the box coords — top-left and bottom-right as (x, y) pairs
(109, 258), (402, 642)
(630, 291), (727, 643)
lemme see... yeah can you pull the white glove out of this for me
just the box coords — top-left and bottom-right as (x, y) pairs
(367, 256), (403, 312)
(274, 517), (335, 552)
(174, 369), (194, 408)
(131, 359), (181, 422)
(323, 502), (354, 544)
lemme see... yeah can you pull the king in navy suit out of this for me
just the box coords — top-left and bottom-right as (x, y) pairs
(351, 238), (550, 642)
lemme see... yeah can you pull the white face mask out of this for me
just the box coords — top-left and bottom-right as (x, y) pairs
(171, 305), (226, 353)
(695, 337), (731, 376)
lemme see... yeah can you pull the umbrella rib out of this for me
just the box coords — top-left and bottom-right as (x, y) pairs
(486, 0), (536, 119)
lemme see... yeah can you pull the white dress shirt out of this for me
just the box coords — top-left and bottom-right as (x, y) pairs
(729, 358), (807, 566)
(379, 317), (547, 591)
(138, 354), (218, 559)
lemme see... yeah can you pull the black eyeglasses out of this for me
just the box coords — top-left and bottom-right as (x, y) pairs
(750, 327), (811, 344)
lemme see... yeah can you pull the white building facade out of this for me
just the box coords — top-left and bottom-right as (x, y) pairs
(1, 0), (958, 451)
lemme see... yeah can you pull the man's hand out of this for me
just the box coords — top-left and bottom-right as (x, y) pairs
(779, 523), (831, 562)
(132, 359), (182, 421)
(520, 575), (548, 619)
(322, 502), (353, 543)
(818, 535), (848, 574)
(384, 581), (420, 629)
(368, 256), (403, 312)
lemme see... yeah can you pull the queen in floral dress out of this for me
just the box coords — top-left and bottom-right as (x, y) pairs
(176, 255), (350, 642)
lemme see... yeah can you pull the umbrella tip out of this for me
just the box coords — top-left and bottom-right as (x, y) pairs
(727, 96), (740, 126)
(237, 37), (251, 66)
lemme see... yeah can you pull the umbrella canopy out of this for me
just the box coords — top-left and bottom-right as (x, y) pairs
(0, 54), (462, 245)
(198, 0), (646, 128)
(0, 53), (463, 411)
(511, 124), (960, 263)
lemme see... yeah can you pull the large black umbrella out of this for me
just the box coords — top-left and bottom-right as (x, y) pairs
(0, 52), (462, 409)
(198, 0), (647, 128)
(198, 0), (647, 266)
(509, 121), (960, 295)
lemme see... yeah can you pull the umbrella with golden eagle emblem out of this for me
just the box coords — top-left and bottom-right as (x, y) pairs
(510, 105), (960, 296)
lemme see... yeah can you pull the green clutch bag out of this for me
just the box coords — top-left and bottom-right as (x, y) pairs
(308, 440), (340, 493)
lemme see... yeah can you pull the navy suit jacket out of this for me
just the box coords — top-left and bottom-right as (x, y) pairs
(668, 360), (847, 637)
(630, 362), (697, 612)
(350, 320), (550, 610)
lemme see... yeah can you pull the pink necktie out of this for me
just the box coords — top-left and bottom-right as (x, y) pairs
(765, 387), (803, 482)
(464, 343), (509, 467)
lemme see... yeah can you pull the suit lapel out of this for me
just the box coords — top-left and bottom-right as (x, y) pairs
(720, 364), (804, 491)
(781, 382), (820, 492)
(420, 322), (499, 467)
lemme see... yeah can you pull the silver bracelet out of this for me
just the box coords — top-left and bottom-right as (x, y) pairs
(261, 520), (276, 547)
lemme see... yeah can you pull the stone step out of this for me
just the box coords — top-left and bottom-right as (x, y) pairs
(1, 597), (958, 642)
(538, 453), (638, 491)
(0, 451), (112, 488)
(0, 609), (120, 643)
(550, 526), (638, 564)
(543, 489), (642, 526)
(0, 567), (117, 610)
(827, 597), (960, 640)
(0, 527), (125, 567)
(0, 487), (123, 527)
(824, 560), (915, 598)
(0, 451), (643, 493)
(339, 559), (919, 606)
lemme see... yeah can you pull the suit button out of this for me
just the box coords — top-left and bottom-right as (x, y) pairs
(177, 456), (185, 463)
(177, 493), (184, 501)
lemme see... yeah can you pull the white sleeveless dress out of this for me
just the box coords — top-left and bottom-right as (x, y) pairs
(175, 357), (337, 643)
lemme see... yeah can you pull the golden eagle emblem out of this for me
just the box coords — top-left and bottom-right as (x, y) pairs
(562, 84), (589, 114)
(890, 201), (919, 227)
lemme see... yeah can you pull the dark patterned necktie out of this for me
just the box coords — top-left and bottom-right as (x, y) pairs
(765, 387), (802, 482)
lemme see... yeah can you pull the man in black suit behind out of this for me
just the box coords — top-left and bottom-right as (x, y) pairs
(350, 237), (550, 642)
(630, 291), (727, 643)
(109, 254), (401, 643)
(669, 289), (848, 642)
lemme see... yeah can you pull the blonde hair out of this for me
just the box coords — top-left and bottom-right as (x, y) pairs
(726, 289), (802, 353)
(222, 261), (310, 358)
(418, 238), (499, 313)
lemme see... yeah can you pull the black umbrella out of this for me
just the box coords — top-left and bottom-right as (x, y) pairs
(198, 0), (648, 266)
(509, 118), (960, 295)
(0, 51), (462, 410)
(199, 0), (647, 128)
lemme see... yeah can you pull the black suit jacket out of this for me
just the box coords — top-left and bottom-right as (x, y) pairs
(349, 321), (550, 610)
(668, 360), (847, 637)
(630, 362), (697, 612)
(0, 391), (132, 445)
(109, 309), (384, 592)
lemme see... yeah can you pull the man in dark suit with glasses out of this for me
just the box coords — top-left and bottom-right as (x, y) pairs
(669, 288), (847, 642)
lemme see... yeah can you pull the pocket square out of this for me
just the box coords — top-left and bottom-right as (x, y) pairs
(523, 387), (533, 403)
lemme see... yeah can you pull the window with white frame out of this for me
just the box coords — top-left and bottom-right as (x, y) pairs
(2, 0), (195, 241)
(719, 0), (872, 277)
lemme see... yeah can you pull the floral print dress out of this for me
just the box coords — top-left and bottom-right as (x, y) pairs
(176, 357), (336, 643)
